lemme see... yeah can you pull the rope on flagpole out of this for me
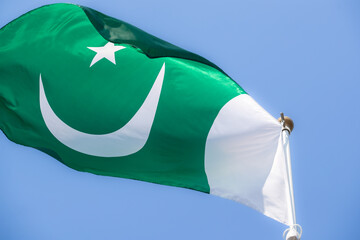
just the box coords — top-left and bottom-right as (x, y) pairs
(278, 113), (302, 240)
(283, 224), (302, 240)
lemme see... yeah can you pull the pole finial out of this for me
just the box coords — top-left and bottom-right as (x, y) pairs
(278, 113), (294, 134)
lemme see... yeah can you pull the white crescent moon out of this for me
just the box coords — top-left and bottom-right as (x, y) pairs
(40, 63), (165, 157)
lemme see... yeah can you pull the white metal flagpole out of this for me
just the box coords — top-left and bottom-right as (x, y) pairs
(278, 113), (302, 240)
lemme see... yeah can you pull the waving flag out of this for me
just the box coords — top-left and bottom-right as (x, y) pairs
(0, 3), (291, 225)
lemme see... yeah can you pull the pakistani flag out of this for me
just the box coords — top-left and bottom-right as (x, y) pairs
(0, 3), (291, 225)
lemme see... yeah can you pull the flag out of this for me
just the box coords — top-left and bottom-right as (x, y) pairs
(0, 3), (291, 225)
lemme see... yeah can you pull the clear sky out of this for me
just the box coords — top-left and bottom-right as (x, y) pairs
(0, 0), (359, 239)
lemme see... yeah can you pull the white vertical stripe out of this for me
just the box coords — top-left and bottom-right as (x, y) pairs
(262, 134), (291, 225)
(205, 94), (290, 225)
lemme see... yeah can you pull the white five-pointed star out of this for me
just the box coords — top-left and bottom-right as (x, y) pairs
(87, 42), (125, 67)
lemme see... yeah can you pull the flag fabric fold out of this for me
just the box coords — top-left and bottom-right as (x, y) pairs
(0, 3), (291, 225)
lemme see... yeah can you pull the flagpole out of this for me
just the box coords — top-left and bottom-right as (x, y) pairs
(278, 113), (302, 240)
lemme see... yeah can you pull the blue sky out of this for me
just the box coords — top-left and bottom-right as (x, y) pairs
(0, 0), (359, 239)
